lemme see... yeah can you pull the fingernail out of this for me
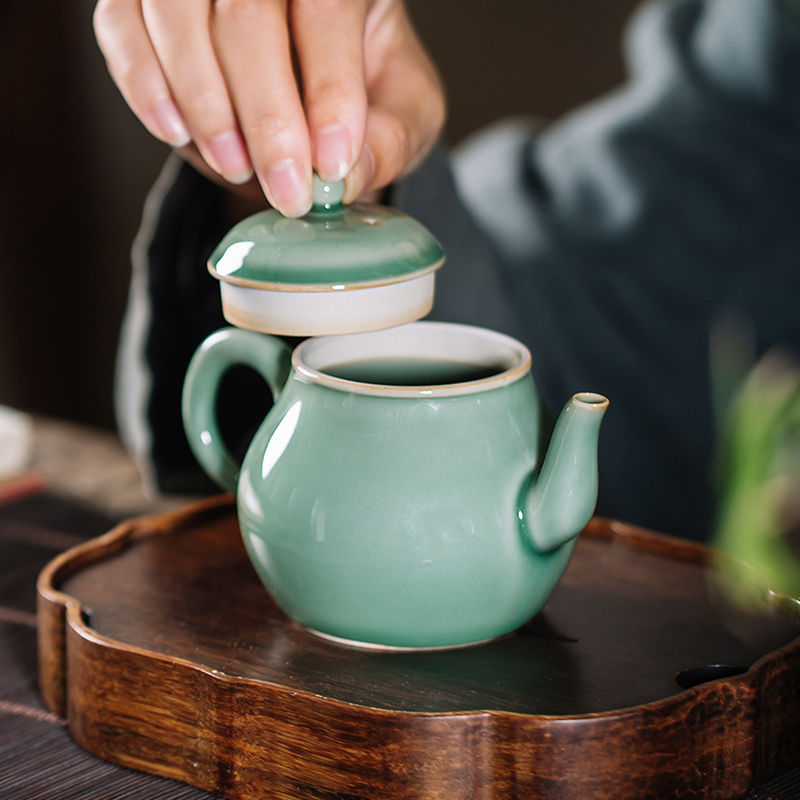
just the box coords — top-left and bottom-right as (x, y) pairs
(208, 131), (254, 185)
(264, 159), (312, 217)
(344, 144), (375, 204)
(314, 124), (352, 182)
(151, 98), (191, 147)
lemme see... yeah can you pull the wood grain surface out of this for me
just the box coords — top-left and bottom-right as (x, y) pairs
(37, 496), (800, 800)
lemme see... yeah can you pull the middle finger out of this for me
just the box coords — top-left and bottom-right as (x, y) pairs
(212, 0), (313, 217)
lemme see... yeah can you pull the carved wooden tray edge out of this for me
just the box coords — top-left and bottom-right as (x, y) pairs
(36, 494), (236, 717)
(35, 497), (800, 800)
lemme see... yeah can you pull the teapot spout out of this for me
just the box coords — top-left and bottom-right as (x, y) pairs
(520, 393), (609, 552)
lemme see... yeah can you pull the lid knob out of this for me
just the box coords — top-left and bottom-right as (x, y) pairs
(311, 176), (345, 213)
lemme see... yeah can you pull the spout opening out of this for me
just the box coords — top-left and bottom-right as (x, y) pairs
(574, 392), (609, 408)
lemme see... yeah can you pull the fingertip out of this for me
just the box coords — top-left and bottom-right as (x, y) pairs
(208, 130), (254, 185)
(343, 144), (375, 204)
(150, 97), (191, 148)
(261, 158), (313, 218)
(314, 123), (353, 183)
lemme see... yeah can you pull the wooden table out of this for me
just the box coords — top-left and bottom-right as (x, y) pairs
(2, 417), (800, 799)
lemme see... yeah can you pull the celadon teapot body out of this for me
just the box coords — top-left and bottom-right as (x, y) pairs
(183, 321), (608, 649)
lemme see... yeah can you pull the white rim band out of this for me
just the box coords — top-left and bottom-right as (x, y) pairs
(220, 275), (435, 336)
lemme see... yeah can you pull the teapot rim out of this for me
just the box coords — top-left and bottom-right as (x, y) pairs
(292, 321), (532, 399)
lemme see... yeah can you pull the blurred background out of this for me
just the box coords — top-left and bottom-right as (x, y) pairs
(0, 0), (639, 430)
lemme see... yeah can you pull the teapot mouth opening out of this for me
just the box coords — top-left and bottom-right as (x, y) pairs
(293, 321), (531, 398)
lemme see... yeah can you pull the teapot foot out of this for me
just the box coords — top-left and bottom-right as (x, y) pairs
(302, 625), (507, 652)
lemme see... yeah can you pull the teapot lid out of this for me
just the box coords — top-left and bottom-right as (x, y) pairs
(208, 177), (445, 336)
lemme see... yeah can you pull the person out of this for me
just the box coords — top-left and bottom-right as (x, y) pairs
(95, 0), (800, 542)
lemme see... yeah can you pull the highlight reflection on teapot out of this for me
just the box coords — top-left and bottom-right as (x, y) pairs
(181, 179), (608, 650)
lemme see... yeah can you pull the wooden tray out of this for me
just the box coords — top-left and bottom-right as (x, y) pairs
(37, 496), (800, 799)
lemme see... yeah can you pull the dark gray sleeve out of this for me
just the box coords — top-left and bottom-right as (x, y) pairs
(391, 0), (800, 539)
(116, 156), (273, 496)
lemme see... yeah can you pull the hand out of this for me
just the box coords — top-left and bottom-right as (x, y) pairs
(93, 0), (446, 216)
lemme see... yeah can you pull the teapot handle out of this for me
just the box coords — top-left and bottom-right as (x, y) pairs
(182, 327), (292, 492)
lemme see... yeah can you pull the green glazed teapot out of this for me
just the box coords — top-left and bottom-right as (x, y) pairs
(182, 321), (608, 649)
(183, 179), (608, 649)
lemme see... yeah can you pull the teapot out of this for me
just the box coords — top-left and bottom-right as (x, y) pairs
(182, 180), (608, 650)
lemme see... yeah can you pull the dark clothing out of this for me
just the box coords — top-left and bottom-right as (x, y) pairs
(118, 0), (800, 540)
